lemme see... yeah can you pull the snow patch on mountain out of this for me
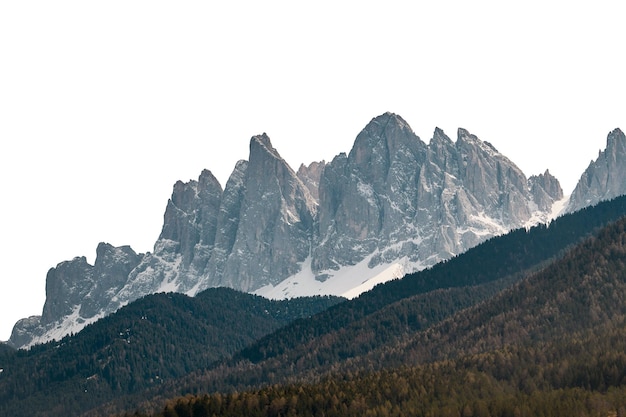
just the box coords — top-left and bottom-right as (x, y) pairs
(22, 306), (106, 350)
(254, 253), (413, 300)
(255, 195), (563, 302)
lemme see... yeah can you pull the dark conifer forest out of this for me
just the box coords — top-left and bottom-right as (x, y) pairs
(0, 290), (341, 416)
(3, 196), (626, 416)
(139, 213), (626, 417)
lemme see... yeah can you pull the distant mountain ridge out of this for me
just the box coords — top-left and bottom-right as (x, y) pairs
(8, 113), (626, 349)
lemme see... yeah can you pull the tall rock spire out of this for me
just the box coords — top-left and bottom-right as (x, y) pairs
(567, 128), (626, 213)
(216, 134), (317, 291)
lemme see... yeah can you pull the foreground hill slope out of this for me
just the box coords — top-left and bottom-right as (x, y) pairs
(365, 212), (626, 367)
(131, 205), (626, 417)
(209, 195), (626, 376)
(0, 289), (341, 417)
(86, 196), (626, 416)
(4, 197), (626, 417)
(150, 325), (626, 417)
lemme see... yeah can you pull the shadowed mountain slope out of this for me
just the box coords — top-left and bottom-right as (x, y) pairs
(0, 289), (341, 417)
(128, 205), (626, 417)
(86, 195), (626, 416)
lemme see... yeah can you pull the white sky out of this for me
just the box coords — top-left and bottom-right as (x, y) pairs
(1, 1), (624, 341)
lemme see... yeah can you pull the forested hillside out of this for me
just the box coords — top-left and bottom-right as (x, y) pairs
(127, 210), (626, 417)
(163, 197), (626, 387)
(239, 194), (626, 367)
(4, 196), (626, 417)
(88, 196), (626, 416)
(137, 325), (626, 417)
(0, 288), (341, 417)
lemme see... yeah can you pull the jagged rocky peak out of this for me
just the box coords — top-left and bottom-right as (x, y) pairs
(82, 243), (143, 318)
(348, 112), (426, 183)
(297, 161), (326, 202)
(250, 133), (283, 163)
(107, 169), (226, 311)
(314, 116), (563, 276)
(160, 169), (223, 240)
(529, 170), (564, 211)
(248, 134), (293, 187)
(216, 133), (317, 291)
(426, 127), (457, 174)
(531, 169), (563, 199)
(41, 243), (142, 324)
(431, 127), (454, 147)
(457, 128), (500, 154)
(608, 128), (626, 151)
(10, 112), (576, 349)
(568, 128), (626, 213)
(313, 113), (428, 273)
(9, 242), (143, 348)
(41, 256), (91, 325)
(8, 316), (41, 349)
(201, 159), (248, 288)
(456, 128), (527, 197)
(252, 132), (272, 148)
(245, 133), (317, 218)
(159, 169), (223, 269)
(456, 127), (537, 227)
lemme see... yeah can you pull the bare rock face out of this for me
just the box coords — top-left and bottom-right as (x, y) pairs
(10, 113), (572, 349)
(529, 170), (563, 211)
(44, 243), (142, 321)
(567, 128), (626, 213)
(159, 169), (223, 272)
(108, 169), (224, 311)
(214, 134), (317, 291)
(7, 316), (41, 349)
(203, 160), (248, 288)
(104, 134), (317, 305)
(313, 113), (560, 276)
(9, 243), (142, 348)
(313, 113), (428, 273)
(297, 161), (326, 202)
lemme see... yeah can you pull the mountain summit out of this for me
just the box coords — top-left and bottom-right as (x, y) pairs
(7, 113), (580, 348)
(567, 128), (626, 213)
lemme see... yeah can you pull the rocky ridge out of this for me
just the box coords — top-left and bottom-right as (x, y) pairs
(10, 113), (623, 349)
(567, 128), (626, 213)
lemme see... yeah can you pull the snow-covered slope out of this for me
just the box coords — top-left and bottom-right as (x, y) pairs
(255, 255), (412, 300)
(257, 195), (570, 301)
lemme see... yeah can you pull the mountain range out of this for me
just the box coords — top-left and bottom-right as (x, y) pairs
(7, 112), (626, 349)
(3, 181), (626, 416)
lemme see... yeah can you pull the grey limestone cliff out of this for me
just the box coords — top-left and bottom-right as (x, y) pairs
(297, 161), (326, 202)
(103, 133), (317, 307)
(567, 128), (626, 213)
(313, 114), (563, 276)
(210, 134), (317, 291)
(529, 170), (563, 212)
(9, 243), (142, 348)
